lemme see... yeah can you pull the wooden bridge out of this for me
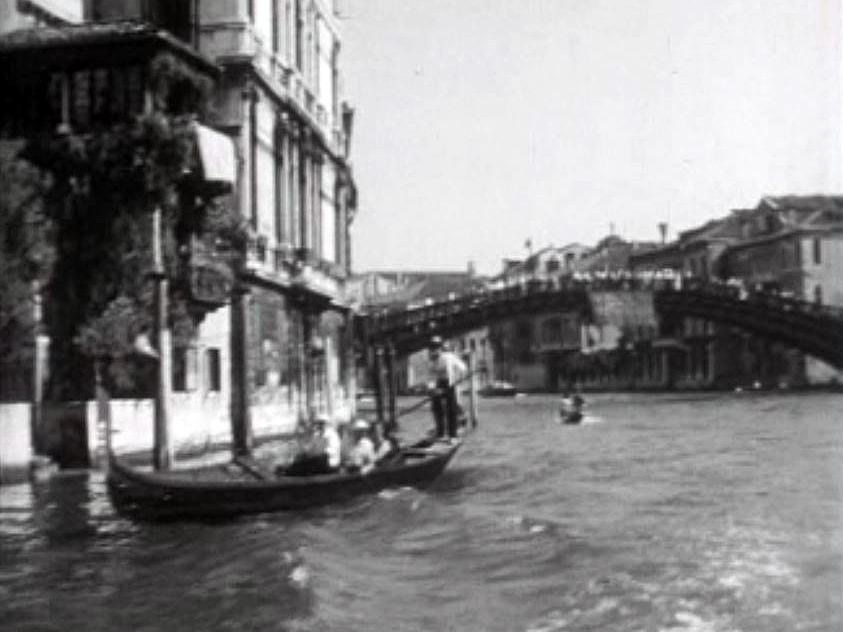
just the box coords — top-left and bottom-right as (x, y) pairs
(357, 279), (843, 369)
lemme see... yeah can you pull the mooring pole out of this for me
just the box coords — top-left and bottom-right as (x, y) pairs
(229, 281), (253, 457)
(152, 206), (173, 470)
(385, 343), (398, 432)
(373, 346), (385, 424)
(466, 351), (478, 428)
(30, 279), (43, 454)
(94, 360), (111, 471)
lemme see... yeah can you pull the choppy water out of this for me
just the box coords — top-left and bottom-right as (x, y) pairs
(2, 393), (842, 631)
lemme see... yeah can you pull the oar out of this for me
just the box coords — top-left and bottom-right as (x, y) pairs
(233, 455), (268, 480)
(395, 370), (479, 419)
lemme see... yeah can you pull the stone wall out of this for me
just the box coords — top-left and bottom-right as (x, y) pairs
(0, 403), (33, 484)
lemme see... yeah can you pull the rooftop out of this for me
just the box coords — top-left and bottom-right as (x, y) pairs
(0, 20), (218, 75)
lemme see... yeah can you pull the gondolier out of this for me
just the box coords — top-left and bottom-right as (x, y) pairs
(427, 336), (467, 439)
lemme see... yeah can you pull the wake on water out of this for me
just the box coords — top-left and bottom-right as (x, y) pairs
(555, 413), (603, 425)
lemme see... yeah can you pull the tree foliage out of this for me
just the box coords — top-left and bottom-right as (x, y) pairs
(18, 53), (246, 397)
(0, 145), (54, 363)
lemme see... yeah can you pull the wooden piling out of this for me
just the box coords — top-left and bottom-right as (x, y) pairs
(152, 206), (173, 470)
(373, 346), (385, 424)
(386, 343), (398, 431)
(467, 351), (478, 428)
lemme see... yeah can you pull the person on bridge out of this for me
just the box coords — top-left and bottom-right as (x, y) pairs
(427, 336), (467, 440)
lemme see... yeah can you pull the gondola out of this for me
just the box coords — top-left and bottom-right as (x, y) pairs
(106, 439), (462, 521)
(478, 381), (522, 398)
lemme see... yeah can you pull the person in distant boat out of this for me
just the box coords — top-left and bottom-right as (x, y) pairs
(560, 389), (585, 424)
(347, 419), (377, 475)
(373, 421), (400, 463)
(427, 336), (467, 440)
(283, 415), (340, 476)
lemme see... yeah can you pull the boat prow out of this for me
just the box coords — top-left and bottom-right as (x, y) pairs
(107, 439), (462, 521)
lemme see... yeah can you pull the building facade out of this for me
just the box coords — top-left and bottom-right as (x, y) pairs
(1, 0), (358, 463)
(87, 0), (359, 434)
(719, 196), (843, 385)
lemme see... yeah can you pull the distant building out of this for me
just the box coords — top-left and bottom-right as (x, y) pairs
(490, 243), (589, 286)
(486, 237), (661, 392)
(0, 0), (83, 33)
(351, 266), (484, 310)
(575, 235), (659, 274)
(352, 268), (492, 392)
(720, 196), (843, 384)
(628, 197), (843, 388)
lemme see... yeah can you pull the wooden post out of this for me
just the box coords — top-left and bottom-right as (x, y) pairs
(30, 280), (43, 454)
(466, 351), (478, 428)
(151, 207), (173, 470)
(95, 360), (111, 471)
(230, 283), (253, 457)
(385, 343), (398, 431)
(373, 346), (385, 423)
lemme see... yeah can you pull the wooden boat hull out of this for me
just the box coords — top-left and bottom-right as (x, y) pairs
(107, 440), (461, 521)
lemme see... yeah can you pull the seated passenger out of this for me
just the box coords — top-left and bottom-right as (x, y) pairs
(283, 415), (341, 476)
(373, 422), (400, 463)
(347, 419), (377, 475)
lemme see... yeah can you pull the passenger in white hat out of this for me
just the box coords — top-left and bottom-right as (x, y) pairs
(314, 414), (342, 471)
(347, 418), (376, 475)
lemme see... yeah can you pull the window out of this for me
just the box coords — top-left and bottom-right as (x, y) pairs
(295, 0), (304, 71)
(274, 122), (287, 246)
(173, 347), (198, 392)
(126, 66), (144, 115)
(45, 73), (65, 129)
(541, 318), (562, 344)
(92, 69), (109, 123)
(207, 348), (222, 392)
(813, 237), (822, 265)
(764, 214), (775, 233)
(272, 0), (280, 52)
(814, 285), (823, 305)
(109, 67), (127, 122)
(71, 70), (91, 128)
(151, 0), (193, 44)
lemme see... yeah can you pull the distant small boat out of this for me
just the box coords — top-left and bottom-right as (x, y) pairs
(479, 381), (522, 398)
(107, 439), (461, 521)
(560, 411), (583, 425)
(559, 395), (586, 424)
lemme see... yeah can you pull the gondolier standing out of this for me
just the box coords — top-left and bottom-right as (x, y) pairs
(427, 336), (467, 440)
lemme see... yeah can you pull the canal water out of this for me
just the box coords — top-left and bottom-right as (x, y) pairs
(1, 393), (841, 631)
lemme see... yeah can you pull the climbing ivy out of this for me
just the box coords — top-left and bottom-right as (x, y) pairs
(20, 53), (247, 397)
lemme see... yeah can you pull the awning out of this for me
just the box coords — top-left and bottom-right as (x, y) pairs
(195, 123), (236, 192)
(18, 0), (83, 24)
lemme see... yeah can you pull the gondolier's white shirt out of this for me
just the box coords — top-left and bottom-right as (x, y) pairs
(428, 351), (467, 389)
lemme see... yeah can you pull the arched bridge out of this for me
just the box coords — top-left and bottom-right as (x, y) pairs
(357, 279), (843, 369)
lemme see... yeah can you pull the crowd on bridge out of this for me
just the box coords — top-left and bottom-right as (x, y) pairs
(368, 268), (839, 322)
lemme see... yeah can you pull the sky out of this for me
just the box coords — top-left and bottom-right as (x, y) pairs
(341, 0), (842, 274)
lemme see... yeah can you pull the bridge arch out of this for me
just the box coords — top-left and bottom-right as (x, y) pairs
(358, 281), (843, 370)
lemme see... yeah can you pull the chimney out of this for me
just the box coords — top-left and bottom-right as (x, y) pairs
(658, 222), (668, 244)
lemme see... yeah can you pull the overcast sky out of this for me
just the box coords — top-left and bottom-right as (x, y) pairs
(342, 0), (842, 274)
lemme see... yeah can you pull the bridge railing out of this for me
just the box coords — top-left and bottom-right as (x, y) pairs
(360, 272), (843, 335)
(670, 278), (843, 320)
